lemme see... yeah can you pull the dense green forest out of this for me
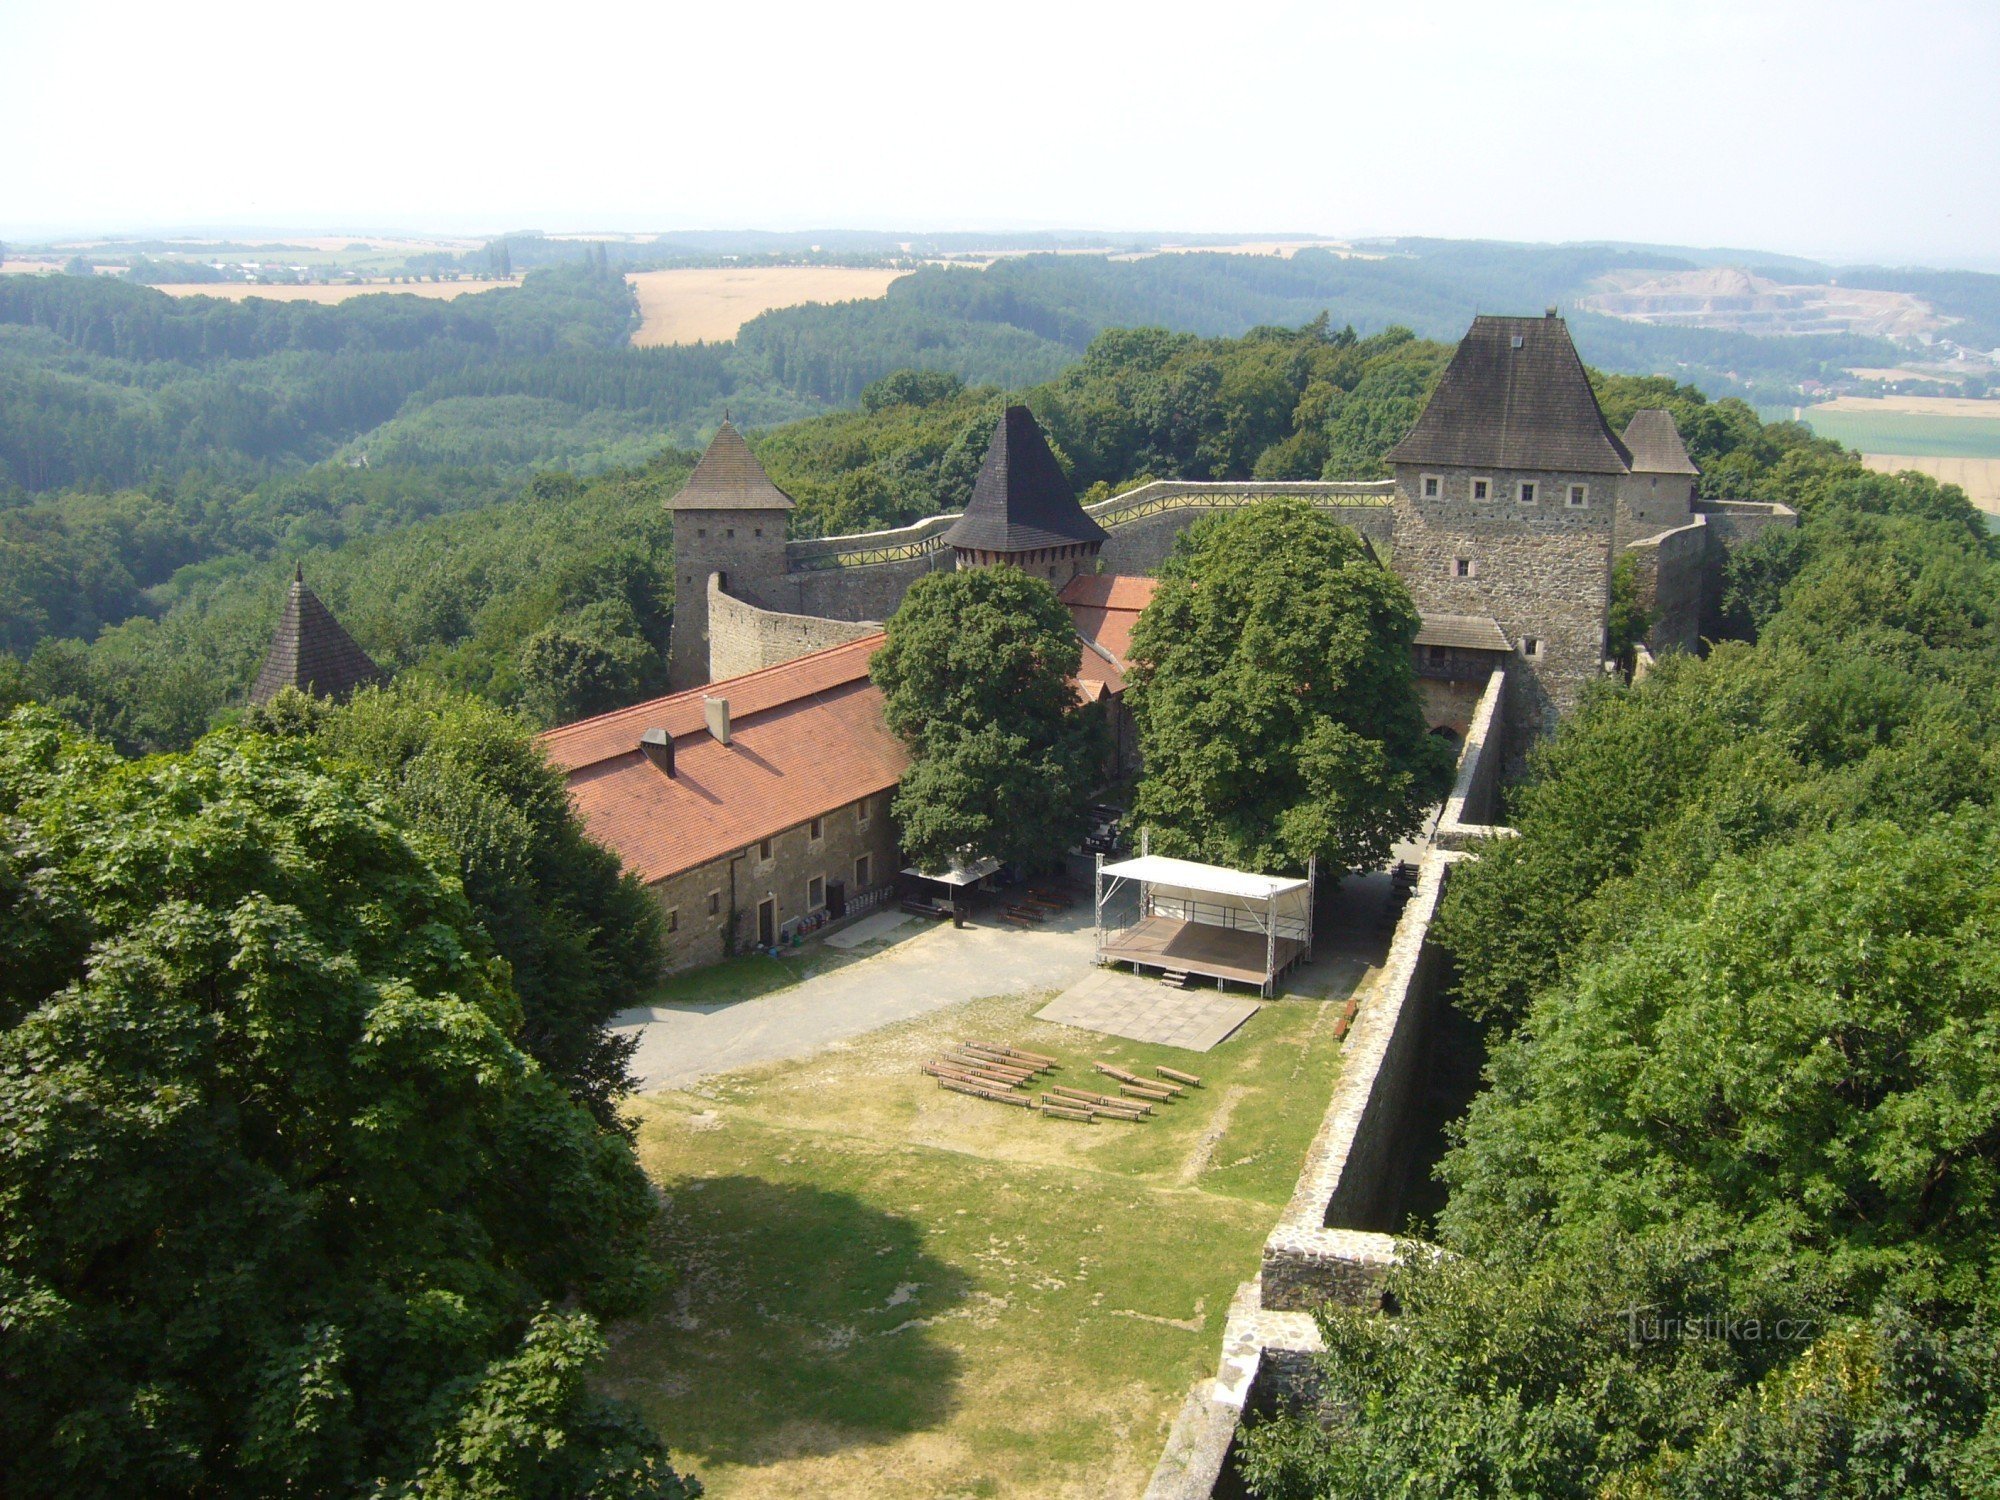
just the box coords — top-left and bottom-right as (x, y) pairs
(1239, 434), (2000, 1494)
(1, 305), (1886, 757)
(6, 239), (1990, 696)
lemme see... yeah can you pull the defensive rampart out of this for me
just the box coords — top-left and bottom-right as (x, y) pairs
(1146, 674), (1515, 1498)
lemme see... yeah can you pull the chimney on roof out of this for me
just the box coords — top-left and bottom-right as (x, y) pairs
(1545, 306), (1559, 318)
(703, 696), (731, 745)
(640, 728), (675, 777)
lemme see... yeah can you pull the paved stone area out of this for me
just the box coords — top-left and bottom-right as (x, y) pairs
(1035, 968), (1263, 1052)
(614, 907), (1098, 1091)
(822, 908), (913, 949)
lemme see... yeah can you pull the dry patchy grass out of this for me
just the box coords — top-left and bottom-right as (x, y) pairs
(626, 266), (908, 346)
(603, 983), (1362, 1498)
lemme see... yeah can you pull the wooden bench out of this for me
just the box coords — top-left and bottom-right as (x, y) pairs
(1157, 1066), (1203, 1087)
(1119, 1083), (1176, 1103)
(967, 1043), (1057, 1068)
(1040, 1096), (1152, 1120)
(941, 1078), (1031, 1107)
(1038, 1102), (1094, 1122)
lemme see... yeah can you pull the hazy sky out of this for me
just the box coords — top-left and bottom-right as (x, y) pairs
(5, 0), (1996, 268)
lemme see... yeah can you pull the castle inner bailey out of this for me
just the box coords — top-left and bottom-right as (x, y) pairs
(667, 315), (1795, 763)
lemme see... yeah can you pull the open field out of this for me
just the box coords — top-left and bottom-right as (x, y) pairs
(1797, 402), (2000, 497)
(1810, 394), (2000, 419)
(1863, 455), (2000, 515)
(627, 266), (909, 346)
(141, 278), (518, 303)
(604, 980), (1363, 1498)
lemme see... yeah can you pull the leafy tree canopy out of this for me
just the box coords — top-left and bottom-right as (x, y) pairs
(870, 566), (1100, 871)
(0, 709), (693, 1497)
(1126, 499), (1454, 874)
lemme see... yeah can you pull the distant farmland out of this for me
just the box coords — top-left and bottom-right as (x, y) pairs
(627, 266), (908, 346)
(1796, 397), (2000, 515)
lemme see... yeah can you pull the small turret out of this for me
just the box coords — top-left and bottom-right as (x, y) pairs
(249, 565), (386, 705)
(942, 405), (1106, 584)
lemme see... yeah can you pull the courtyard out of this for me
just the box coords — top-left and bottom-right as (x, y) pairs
(599, 881), (1395, 1497)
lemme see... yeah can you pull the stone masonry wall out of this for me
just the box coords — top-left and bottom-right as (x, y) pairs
(647, 792), (901, 974)
(766, 550), (952, 622)
(1622, 519), (1707, 656)
(668, 506), (794, 690)
(1695, 499), (1800, 637)
(1148, 708), (1517, 1497)
(1434, 668), (1516, 848)
(1390, 464), (1614, 750)
(1616, 471), (1697, 549)
(706, 576), (877, 681)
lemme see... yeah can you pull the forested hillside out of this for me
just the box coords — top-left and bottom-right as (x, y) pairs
(2, 306), (1900, 757)
(1240, 440), (2000, 1495)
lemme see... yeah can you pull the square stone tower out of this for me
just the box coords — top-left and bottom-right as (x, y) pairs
(1384, 312), (1631, 738)
(667, 421), (796, 690)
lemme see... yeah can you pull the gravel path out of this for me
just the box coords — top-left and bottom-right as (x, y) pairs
(614, 910), (1099, 1092)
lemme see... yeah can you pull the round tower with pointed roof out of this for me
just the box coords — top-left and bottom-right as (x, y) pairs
(667, 419), (796, 689)
(942, 405), (1107, 584)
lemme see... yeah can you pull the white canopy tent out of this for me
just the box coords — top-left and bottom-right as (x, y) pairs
(1094, 849), (1315, 995)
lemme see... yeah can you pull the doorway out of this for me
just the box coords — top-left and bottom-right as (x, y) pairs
(757, 898), (775, 948)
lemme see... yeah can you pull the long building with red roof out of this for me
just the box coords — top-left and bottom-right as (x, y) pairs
(541, 635), (908, 971)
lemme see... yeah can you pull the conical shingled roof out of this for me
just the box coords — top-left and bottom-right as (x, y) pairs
(943, 406), (1108, 552)
(1622, 409), (1701, 476)
(669, 420), (795, 512)
(1385, 314), (1633, 476)
(249, 565), (386, 705)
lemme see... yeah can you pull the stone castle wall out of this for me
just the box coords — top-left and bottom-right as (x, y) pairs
(1615, 472), (1698, 549)
(1147, 678), (1518, 1498)
(1390, 464), (1615, 746)
(1622, 519), (1708, 656)
(706, 575), (878, 681)
(668, 507), (793, 690)
(1695, 498), (1800, 636)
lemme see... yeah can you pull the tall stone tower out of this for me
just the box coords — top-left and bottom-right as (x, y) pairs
(942, 405), (1107, 585)
(667, 420), (795, 690)
(1383, 312), (1631, 737)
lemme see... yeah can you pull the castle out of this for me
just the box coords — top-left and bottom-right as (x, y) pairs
(255, 313), (1794, 972)
(667, 311), (1794, 762)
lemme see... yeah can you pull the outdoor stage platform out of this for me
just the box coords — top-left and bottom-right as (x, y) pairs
(1098, 915), (1308, 990)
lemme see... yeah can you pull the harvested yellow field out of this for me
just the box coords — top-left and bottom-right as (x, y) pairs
(148, 279), (516, 303)
(1813, 394), (2000, 419)
(1863, 455), (2000, 515)
(627, 266), (908, 346)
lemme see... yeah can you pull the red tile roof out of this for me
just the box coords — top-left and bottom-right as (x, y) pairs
(1062, 573), (1157, 670)
(539, 636), (905, 885)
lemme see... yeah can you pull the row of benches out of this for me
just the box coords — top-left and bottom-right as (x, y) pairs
(920, 1041), (1203, 1124)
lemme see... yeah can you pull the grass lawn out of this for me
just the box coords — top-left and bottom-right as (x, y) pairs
(601, 980), (1361, 1498)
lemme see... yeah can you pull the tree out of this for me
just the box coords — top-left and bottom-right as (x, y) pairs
(1608, 552), (1651, 672)
(870, 567), (1101, 870)
(254, 679), (664, 1127)
(1126, 499), (1453, 875)
(0, 710), (694, 1497)
(517, 599), (655, 727)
